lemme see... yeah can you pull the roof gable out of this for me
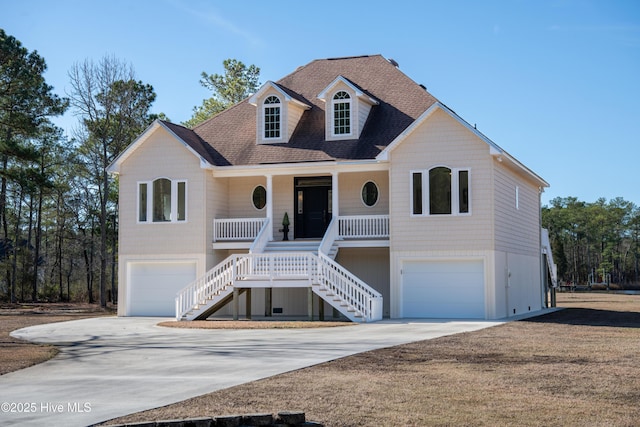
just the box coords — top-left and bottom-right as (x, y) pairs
(317, 75), (379, 106)
(248, 81), (312, 110)
(377, 102), (549, 187)
(107, 120), (224, 174)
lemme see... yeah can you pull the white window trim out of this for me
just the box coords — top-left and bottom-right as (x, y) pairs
(410, 167), (471, 217)
(515, 186), (520, 210)
(409, 170), (424, 217)
(331, 90), (353, 138)
(361, 180), (379, 208)
(137, 181), (148, 223)
(262, 95), (283, 142)
(137, 178), (188, 224)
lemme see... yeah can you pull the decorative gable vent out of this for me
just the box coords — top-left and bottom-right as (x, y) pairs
(249, 81), (311, 144)
(317, 76), (379, 141)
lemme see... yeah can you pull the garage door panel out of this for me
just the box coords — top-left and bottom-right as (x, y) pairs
(129, 262), (196, 317)
(402, 260), (484, 319)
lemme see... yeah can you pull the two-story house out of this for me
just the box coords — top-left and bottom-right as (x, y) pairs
(108, 55), (553, 322)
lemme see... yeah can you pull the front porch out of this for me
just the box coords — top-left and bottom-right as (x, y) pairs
(212, 214), (390, 250)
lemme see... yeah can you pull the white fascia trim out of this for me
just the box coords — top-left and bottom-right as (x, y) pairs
(376, 102), (549, 188)
(107, 120), (211, 175)
(249, 81), (311, 110)
(159, 122), (212, 169)
(107, 120), (161, 175)
(209, 159), (388, 178)
(434, 105), (548, 187)
(317, 76), (379, 105)
(492, 149), (550, 188)
(376, 102), (441, 161)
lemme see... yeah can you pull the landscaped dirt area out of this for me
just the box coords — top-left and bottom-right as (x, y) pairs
(2, 293), (640, 426)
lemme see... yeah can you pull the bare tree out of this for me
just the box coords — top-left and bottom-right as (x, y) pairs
(68, 56), (156, 307)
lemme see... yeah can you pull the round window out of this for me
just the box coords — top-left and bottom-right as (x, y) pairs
(252, 185), (266, 210)
(361, 181), (379, 207)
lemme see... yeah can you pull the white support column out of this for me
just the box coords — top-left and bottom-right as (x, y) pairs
(266, 174), (273, 240)
(332, 171), (339, 218)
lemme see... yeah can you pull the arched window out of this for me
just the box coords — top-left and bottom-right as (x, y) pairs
(153, 178), (172, 222)
(139, 178), (187, 223)
(332, 91), (351, 135)
(252, 185), (267, 210)
(429, 167), (452, 215)
(263, 96), (281, 139)
(361, 181), (379, 207)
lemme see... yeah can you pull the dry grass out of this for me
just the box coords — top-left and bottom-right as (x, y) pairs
(102, 293), (640, 427)
(2, 295), (639, 426)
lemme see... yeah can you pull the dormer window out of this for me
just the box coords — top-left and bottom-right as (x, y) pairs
(332, 91), (351, 136)
(249, 81), (311, 144)
(318, 76), (379, 142)
(263, 96), (281, 139)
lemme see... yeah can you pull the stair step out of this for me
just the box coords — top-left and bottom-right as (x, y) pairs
(263, 241), (321, 253)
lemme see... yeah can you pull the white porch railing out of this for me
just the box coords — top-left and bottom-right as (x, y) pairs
(338, 215), (389, 239)
(238, 252), (318, 280)
(213, 217), (266, 242)
(215, 215), (389, 243)
(176, 251), (382, 322)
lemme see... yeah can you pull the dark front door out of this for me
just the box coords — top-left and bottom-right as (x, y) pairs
(295, 177), (332, 239)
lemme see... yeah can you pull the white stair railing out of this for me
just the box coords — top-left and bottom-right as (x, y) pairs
(338, 215), (389, 239)
(249, 218), (272, 253)
(316, 253), (383, 321)
(176, 251), (382, 322)
(176, 255), (235, 320)
(541, 228), (558, 287)
(319, 217), (339, 256)
(184, 215), (388, 322)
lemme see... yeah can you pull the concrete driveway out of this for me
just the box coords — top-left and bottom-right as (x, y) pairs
(0, 316), (505, 426)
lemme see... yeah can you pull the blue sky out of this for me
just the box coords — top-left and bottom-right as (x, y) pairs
(4, 0), (639, 206)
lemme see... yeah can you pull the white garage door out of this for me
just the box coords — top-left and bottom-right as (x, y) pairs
(128, 262), (197, 316)
(402, 259), (484, 318)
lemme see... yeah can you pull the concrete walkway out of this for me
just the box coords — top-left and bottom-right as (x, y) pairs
(0, 316), (507, 426)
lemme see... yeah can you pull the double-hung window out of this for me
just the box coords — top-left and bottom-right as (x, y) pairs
(138, 178), (187, 223)
(263, 96), (281, 139)
(332, 91), (351, 136)
(411, 167), (470, 216)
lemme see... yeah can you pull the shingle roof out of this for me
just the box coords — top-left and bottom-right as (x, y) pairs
(183, 55), (439, 166)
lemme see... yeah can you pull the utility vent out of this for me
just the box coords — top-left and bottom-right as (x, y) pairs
(388, 58), (399, 67)
(273, 307), (283, 314)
